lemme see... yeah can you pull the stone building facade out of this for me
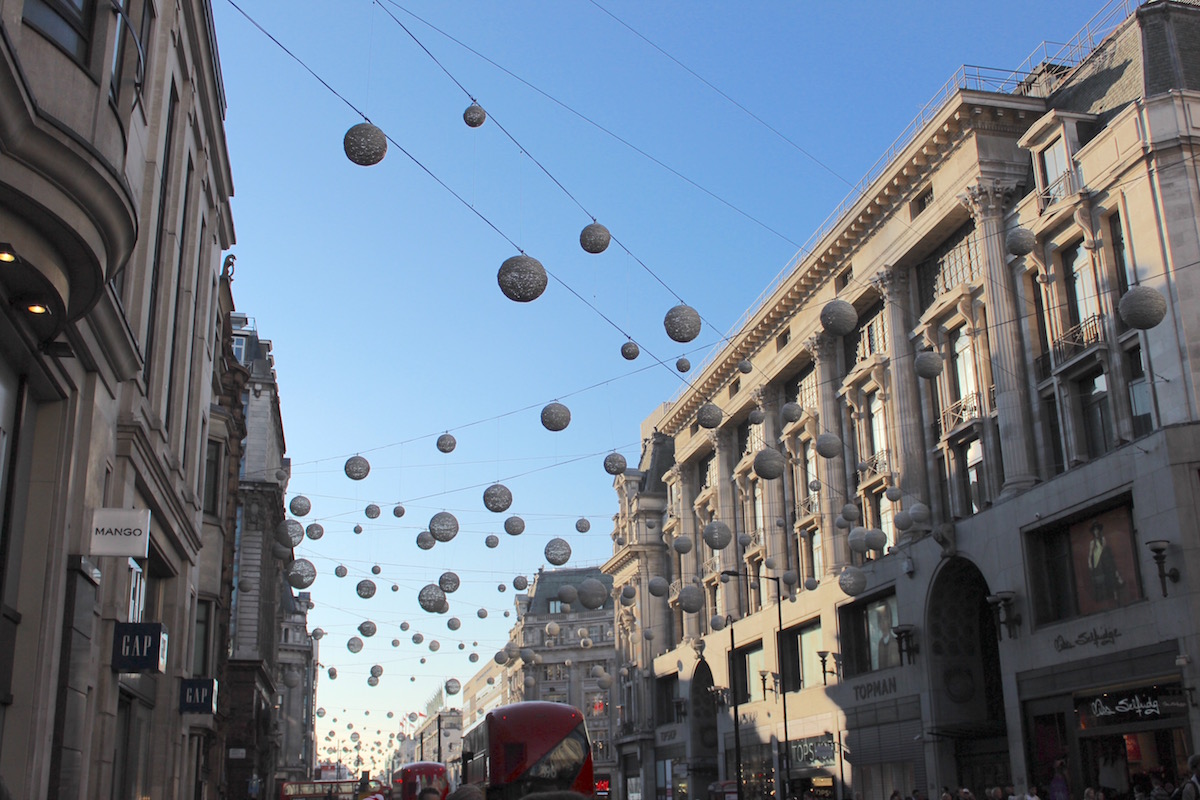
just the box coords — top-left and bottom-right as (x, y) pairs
(609, 5), (1200, 800)
(0, 0), (239, 795)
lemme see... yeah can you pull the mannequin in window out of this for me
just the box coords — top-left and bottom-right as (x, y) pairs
(1088, 521), (1122, 604)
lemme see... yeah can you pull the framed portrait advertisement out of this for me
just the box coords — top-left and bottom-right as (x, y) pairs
(1068, 505), (1141, 616)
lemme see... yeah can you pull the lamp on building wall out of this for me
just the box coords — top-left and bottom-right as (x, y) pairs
(0, 243), (17, 262)
(986, 591), (1022, 640)
(815, 651), (841, 685)
(759, 670), (781, 697)
(891, 624), (918, 664)
(1145, 540), (1180, 597)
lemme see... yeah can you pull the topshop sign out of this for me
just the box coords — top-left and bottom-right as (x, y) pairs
(88, 508), (151, 558)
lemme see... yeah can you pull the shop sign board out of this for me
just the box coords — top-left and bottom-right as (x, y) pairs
(791, 734), (837, 767)
(89, 508), (151, 558)
(180, 678), (218, 714)
(112, 622), (168, 673)
(1075, 685), (1188, 728)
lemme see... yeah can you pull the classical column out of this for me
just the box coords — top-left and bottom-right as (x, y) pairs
(870, 266), (929, 509)
(958, 179), (1038, 495)
(805, 333), (850, 573)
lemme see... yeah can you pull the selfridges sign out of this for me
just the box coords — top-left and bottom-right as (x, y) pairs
(1075, 684), (1188, 729)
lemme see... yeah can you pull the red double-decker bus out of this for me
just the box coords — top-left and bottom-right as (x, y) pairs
(462, 701), (593, 800)
(391, 761), (449, 800)
(278, 777), (383, 799)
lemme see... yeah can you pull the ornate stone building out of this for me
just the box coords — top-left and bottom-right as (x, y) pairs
(608, 4), (1200, 800)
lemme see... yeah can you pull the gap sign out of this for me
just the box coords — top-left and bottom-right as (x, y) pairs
(89, 508), (151, 559)
(180, 678), (218, 714)
(112, 622), (168, 673)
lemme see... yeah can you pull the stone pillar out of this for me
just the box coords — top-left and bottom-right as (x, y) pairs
(959, 179), (1038, 495)
(871, 266), (930, 508)
(805, 333), (850, 573)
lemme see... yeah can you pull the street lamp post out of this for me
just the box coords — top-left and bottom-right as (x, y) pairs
(706, 615), (743, 800)
(723, 569), (792, 800)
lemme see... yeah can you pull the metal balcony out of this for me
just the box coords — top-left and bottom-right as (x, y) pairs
(1052, 313), (1105, 365)
(941, 392), (981, 435)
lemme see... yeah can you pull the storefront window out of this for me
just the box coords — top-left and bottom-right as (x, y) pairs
(840, 594), (899, 676)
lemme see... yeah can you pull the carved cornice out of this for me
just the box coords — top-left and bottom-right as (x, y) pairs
(958, 178), (1019, 219)
(803, 333), (837, 364)
(869, 265), (909, 303)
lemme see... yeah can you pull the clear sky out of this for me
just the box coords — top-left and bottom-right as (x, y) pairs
(210, 0), (1115, 773)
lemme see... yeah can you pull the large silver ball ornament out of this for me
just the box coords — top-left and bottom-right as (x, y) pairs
(885, 486), (903, 502)
(485, 534), (499, 548)
(277, 519), (304, 547)
(289, 496), (311, 517)
(603, 453), (627, 475)
(703, 520), (732, 550)
(365, 504), (380, 519)
(621, 584), (636, 599)
(749, 408), (765, 425)
(306, 523), (324, 541)
(557, 584), (578, 604)
(347, 637), (364, 653)
(541, 403), (571, 432)
(345, 455), (370, 480)
(676, 357), (691, 373)
(578, 578), (608, 609)
(894, 510), (913, 531)
(504, 516), (525, 536)
(697, 403), (723, 429)
(356, 579), (377, 599)
(545, 537), (572, 566)
(648, 576), (669, 597)
(285, 559), (317, 589)
(344, 122), (387, 166)
(678, 584), (705, 613)
(848, 527), (869, 553)
(664, 304), (702, 343)
(915, 350), (944, 379)
(393, 504), (405, 518)
(429, 511), (459, 542)
(1006, 227), (1037, 256)
(804, 577), (819, 591)
(580, 222), (611, 254)
(436, 433), (457, 453)
(820, 299), (858, 337)
(483, 484), (513, 512)
(445, 678), (462, 696)
(416, 531), (436, 550)
(841, 503), (861, 522)
(1119, 285), (1167, 330)
(463, 103), (486, 127)
(737, 359), (753, 374)
(753, 448), (786, 480)
(782, 402), (803, 423)
(621, 341), (640, 360)
(513, 575), (528, 591)
(838, 565), (868, 596)
(498, 254), (548, 303)
(335, 565), (348, 578)
(576, 518), (591, 533)
(711, 615), (726, 631)
(598, 674), (614, 690)
(439, 572), (461, 593)
(909, 502), (931, 524)
(815, 433), (842, 458)
(478, 608), (488, 619)
(447, 617), (461, 631)
(865, 528), (888, 551)
(418, 584), (447, 613)
(358, 621), (377, 637)
(672, 535), (694, 554)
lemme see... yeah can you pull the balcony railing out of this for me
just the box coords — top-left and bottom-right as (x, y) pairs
(857, 449), (891, 482)
(941, 391), (981, 435)
(796, 493), (821, 519)
(1039, 167), (1083, 211)
(702, 555), (721, 576)
(668, 579), (682, 601)
(1052, 313), (1105, 365)
(1035, 352), (1053, 383)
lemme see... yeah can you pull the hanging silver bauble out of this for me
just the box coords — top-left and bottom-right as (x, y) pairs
(678, 584), (704, 613)
(289, 495), (312, 516)
(436, 432), (457, 453)
(367, 676), (379, 687)
(546, 621), (561, 636)
(580, 222), (611, 254)
(347, 637), (364, 654)
(357, 579), (377, 599)
(913, 349), (943, 379)
(737, 359), (753, 374)
(412, 633), (424, 644)
(392, 639), (400, 647)
(820, 299), (858, 336)
(765, 556), (778, 569)
(664, 304), (702, 343)
(429, 640), (440, 652)
(497, 583), (507, 593)
(909, 502), (931, 523)
(737, 533), (752, 547)
(702, 520), (732, 550)
(504, 515), (525, 535)
(483, 484), (513, 512)
(276, 519), (304, 547)
(463, 102), (486, 127)
(513, 575), (528, 591)
(416, 531), (436, 550)
(815, 433), (842, 458)
(648, 576), (669, 597)
(557, 584), (579, 604)
(848, 527), (869, 553)
(835, 515), (851, 529)
(541, 403), (571, 432)
(597, 674), (614, 690)
(445, 678), (462, 696)
(393, 504), (405, 518)
(498, 254), (548, 302)
(697, 402), (723, 429)
(615, 535), (626, 545)
(328, 667), (337, 680)
(575, 518), (590, 533)
(782, 570), (799, 586)
(353, 524), (363, 534)
(1119, 285), (1168, 329)
(1005, 226), (1037, 256)
(282, 668), (302, 689)
(334, 565), (348, 578)
(344, 122), (387, 166)
(580, 637), (594, 649)
(485, 534), (499, 548)
(345, 455), (370, 480)
(676, 357), (691, 373)
(316, 707), (326, 717)
(753, 448), (786, 480)
(809, 479), (822, 492)
(439, 571), (461, 593)
(312, 628), (325, 640)
(365, 504), (380, 519)
(838, 565), (868, 596)
(804, 576), (819, 591)
(285, 559), (317, 589)
(865, 528), (888, 551)
(477, 608), (488, 619)
(672, 535), (694, 554)
(885, 485), (904, 502)
(305, 523), (324, 541)
(392, 584), (399, 592)
(359, 621), (377, 637)
(418, 584), (447, 613)
(894, 510), (913, 531)
(469, 653), (480, 664)
(748, 408), (765, 425)
(603, 452), (627, 475)
(578, 578), (608, 609)
(545, 537), (572, 566)
(621, 341), (640, 360)
(429, 511), (459, 542)
(711, 615), (726, 631)
(782, 402), (803, 423)
(841, 503), (861, 522)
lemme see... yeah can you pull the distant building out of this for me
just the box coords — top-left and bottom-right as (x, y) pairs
(608, 4), (1200, 800)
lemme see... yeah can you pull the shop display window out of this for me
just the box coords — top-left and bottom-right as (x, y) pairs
(839, 593), (900, 677)
(1027, 503), (1143, 625)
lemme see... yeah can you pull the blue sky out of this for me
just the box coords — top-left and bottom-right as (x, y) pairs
(211, 0), (1115, 771)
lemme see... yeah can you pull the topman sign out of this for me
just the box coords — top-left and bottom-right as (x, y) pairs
(88, 508), (151, 559)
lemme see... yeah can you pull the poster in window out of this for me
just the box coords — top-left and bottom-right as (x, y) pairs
(867, 595), (900, 671)
(1069, 505), (1140, 616)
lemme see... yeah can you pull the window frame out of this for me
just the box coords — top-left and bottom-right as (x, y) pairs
(23, 0), (97, 64)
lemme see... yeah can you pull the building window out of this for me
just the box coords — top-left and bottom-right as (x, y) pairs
(959, 437), (987, 515)
(845, 301), (887, 369)
(586, 692), (608, 717)
(779, 620), (821, 693)
(731, 641), (765, 704)
(698, 451), (716, 491)
(203, 440), (221, 515)
(24, 0), (95, 62)
(911, 186), (934, 218)
(1040, 136), (1071, 203)
(655, 675), (680, 725)
(865, 390), (887, 462)
(231, 335), (247, 364)
(128, 558), (145, 622)
(915, 222), (980, 313)
(1027, 504), (1142, 625)
(1077, 368), (1112, 458)
(853, 763), (916, 800)
(543, 663), (568, 681)
(806, 529), (823, 580)
(841, 594), (900, 676)
(548, 600), (564, 614)
(1042, 395), (1065, 475)
(1063, 240), (1101, 328)
(1126, 346), (1153, 438)
(193, 599), (211, 675)
(1110, 213), (1133, 296)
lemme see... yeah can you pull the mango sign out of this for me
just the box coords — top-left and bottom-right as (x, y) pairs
(89, 508), (151, 558)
